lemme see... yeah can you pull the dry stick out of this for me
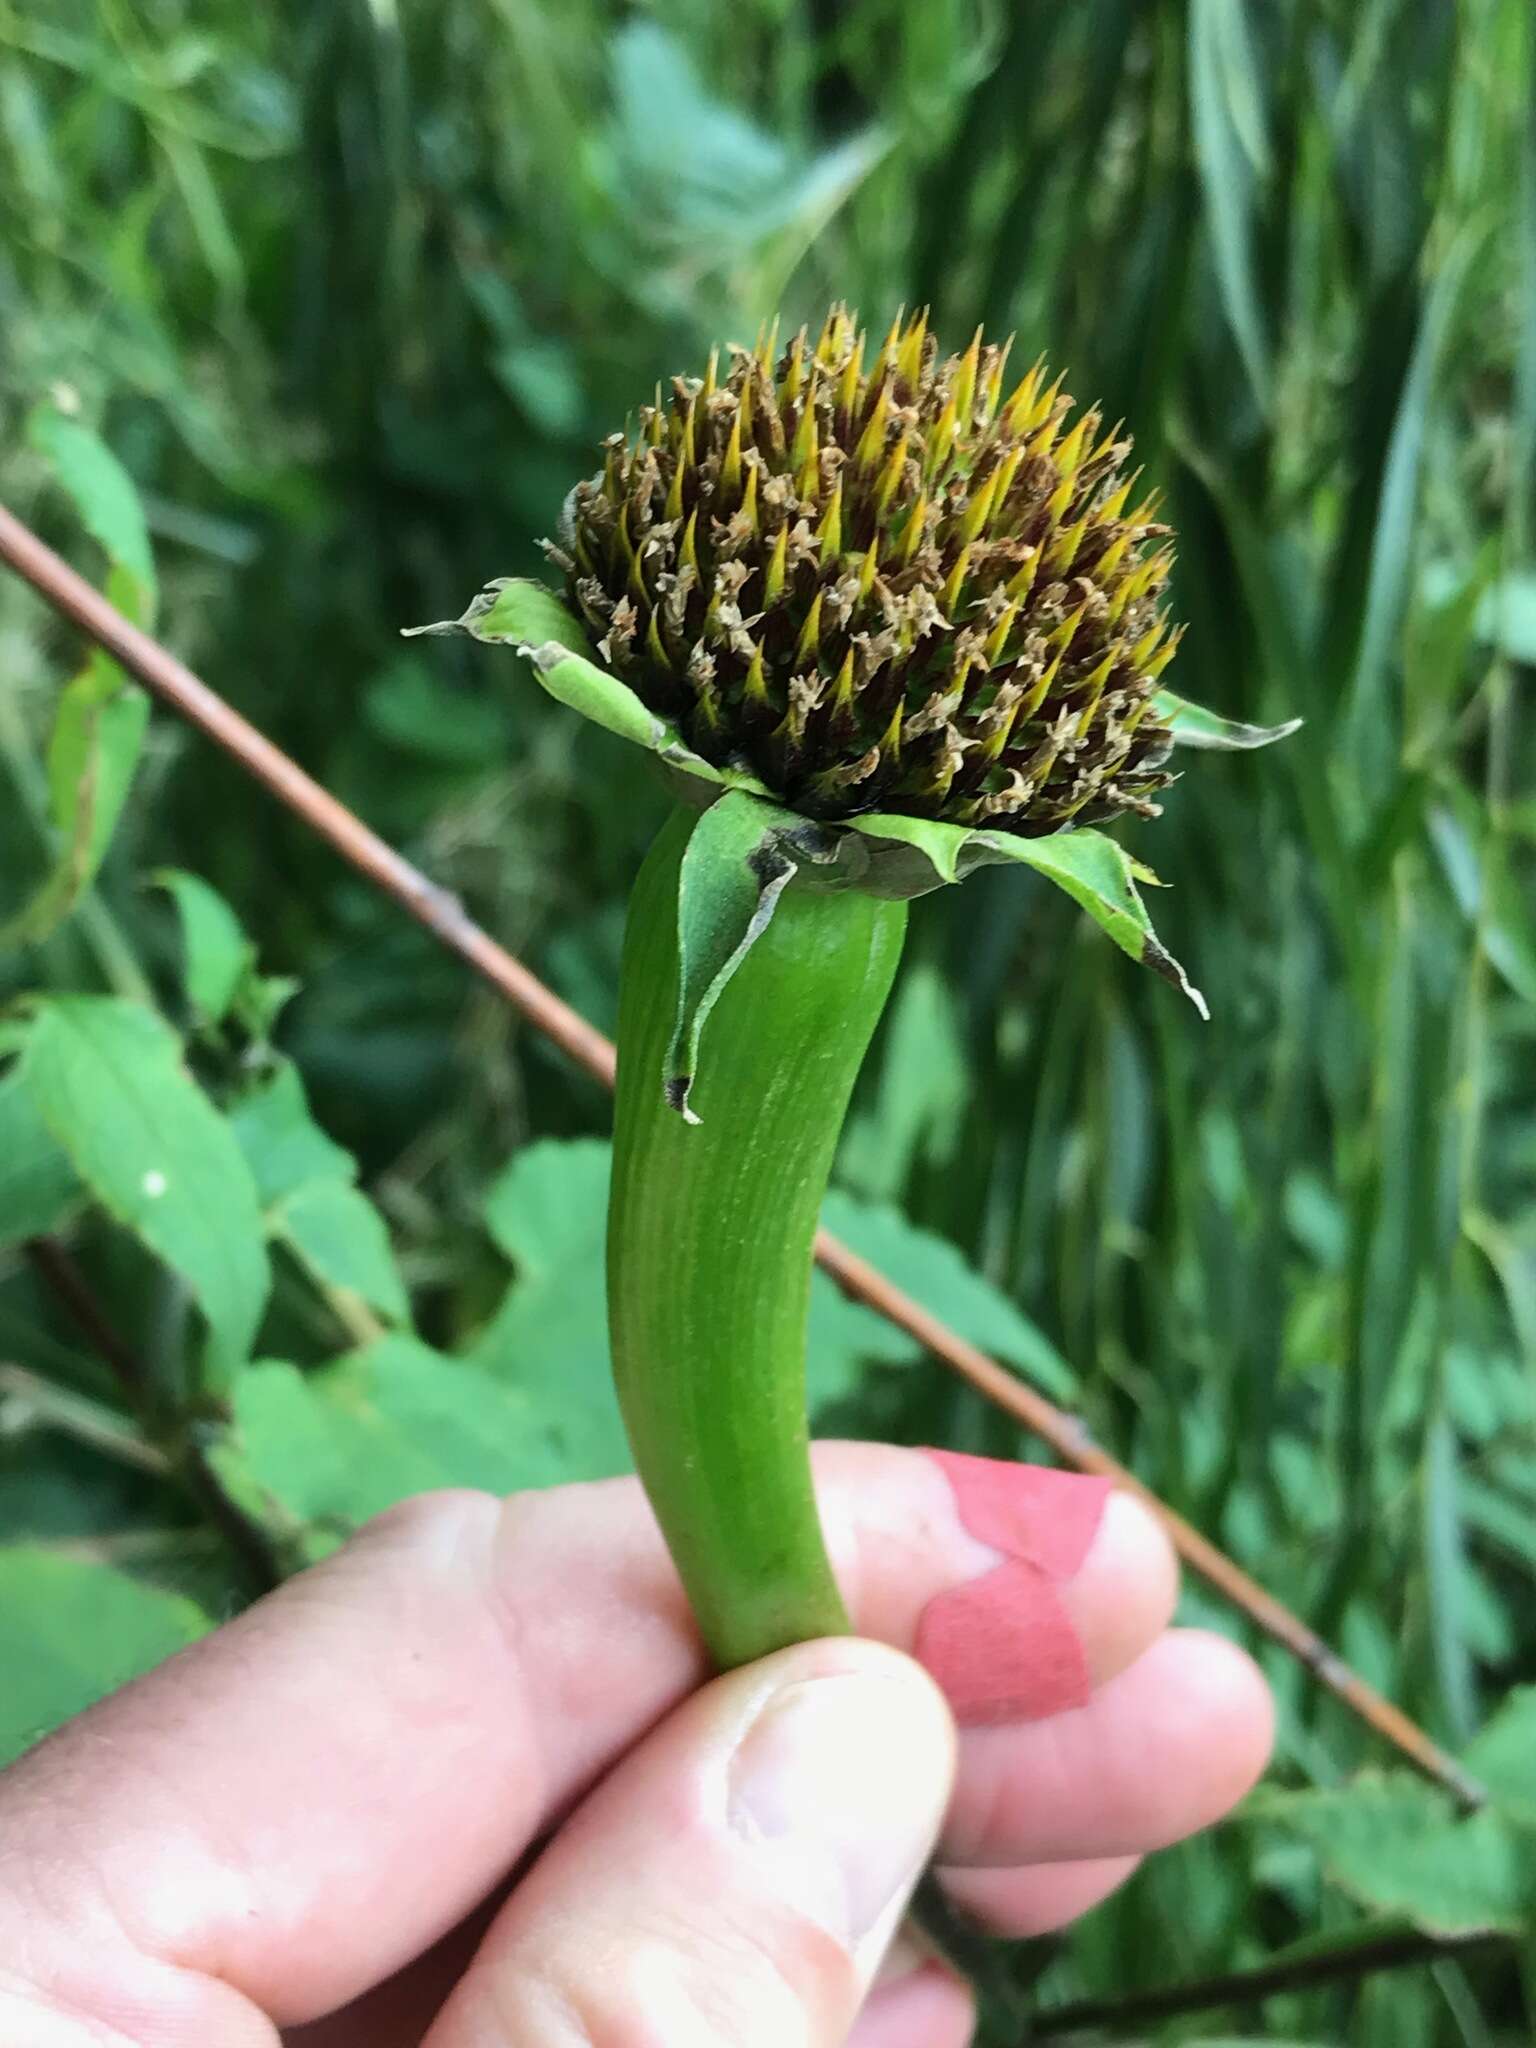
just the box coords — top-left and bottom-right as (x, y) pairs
(0, 500), (1485, 1812)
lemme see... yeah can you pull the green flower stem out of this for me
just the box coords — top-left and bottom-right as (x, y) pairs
(608, 806), (908, 1668)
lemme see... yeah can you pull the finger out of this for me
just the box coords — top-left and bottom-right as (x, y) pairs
(0, 1447), (1176, 2032)
(941, 1854), (1141, 1936)
(423, 1638), (954, 2048)
(282, 1896), (504, 2048)
(849, 1953), (975, 2048)
(941, 1630), (1275, 1868)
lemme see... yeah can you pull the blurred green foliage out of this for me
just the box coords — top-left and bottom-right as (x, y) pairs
(1, 0), (1534, 2039)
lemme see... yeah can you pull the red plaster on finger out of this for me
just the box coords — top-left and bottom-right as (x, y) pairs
(926, 1451), (1112, 1579)
(915, 1558), (1092, 1724)
(915, 1456), (1112, 1726)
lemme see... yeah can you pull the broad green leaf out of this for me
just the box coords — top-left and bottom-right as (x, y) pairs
(153, 869), (255, 1025)
(26, 404), (157, 611)
(803, 1269), (918, 1414)
(228, 1061), (355, 1205)
(275, 1179), (410, 1326)
(973, 828), (1209, 1016)
(0, 1546), (209, 1766)
(1464, 1686), (1536, 1825)
(473, 1140), (1071, 1448)
(1155, 688), (1303, 751)
(474, 1137), (630, 1476)
(821, 1191), (1077, 1401)
(474, 1140), (918, 1459)
(484, 1133), (613, 1276)
(1250, 1777), (1528, 1936)
(668, 791), (833, 1119)
(0, 1065), (80, 1245)
(23, 999), (270, 1387)
(207, 1339), (568, 1560)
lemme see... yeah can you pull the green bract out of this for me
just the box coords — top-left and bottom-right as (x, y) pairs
(409, 573), (1298, 1110)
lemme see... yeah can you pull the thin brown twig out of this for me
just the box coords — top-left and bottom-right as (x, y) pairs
(0, 499), (1485, 1810)
(1026, 1925), (1509, 2036)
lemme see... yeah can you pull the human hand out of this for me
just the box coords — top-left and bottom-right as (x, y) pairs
(0, 1445), (1272, 2046)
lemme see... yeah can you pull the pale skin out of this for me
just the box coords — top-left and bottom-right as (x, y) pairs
(0, 1444), (1274, 2047)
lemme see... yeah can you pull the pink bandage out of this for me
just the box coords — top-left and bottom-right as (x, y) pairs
(915, 1452), (1112, 1727)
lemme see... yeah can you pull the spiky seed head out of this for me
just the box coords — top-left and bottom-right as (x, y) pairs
(545, 307), (1179, 836)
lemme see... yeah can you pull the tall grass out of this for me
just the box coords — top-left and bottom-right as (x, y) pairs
(2, 1), (1533, 2038)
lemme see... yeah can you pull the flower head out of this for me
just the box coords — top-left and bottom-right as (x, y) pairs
(545, 307), (1178, 838)
(411, 307), (1298, 1036)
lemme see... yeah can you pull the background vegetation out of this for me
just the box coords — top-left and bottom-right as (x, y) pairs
(2, 0), (1534, 2039)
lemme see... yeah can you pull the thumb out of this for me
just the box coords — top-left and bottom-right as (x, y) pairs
(425, 1638), (958, 2048)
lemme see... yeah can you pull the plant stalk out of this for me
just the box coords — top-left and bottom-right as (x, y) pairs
(608, 806), (907, 1667)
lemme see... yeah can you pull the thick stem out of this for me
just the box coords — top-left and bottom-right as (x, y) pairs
(608, 807), (908, 1668)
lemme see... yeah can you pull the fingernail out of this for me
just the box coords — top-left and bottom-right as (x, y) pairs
(729, 1654), (953, 1970)
(916, 1455), (1113, 1726)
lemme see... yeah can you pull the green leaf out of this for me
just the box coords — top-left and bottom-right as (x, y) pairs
(837, 816), (1211, 1014)
(804, 1268), (918, 1414)
(1, 408), (158, 947)
(405, 578), (674, 752)
(0, 1546), (209, 1766)
(838, 958), (968, 1200)
(1188, 0), (1271, 409)
(0, 1064), (81, 1245)
(26, 404), (157, 611)
(0, 648), (152, 949)
(667, 791), (834, 1119)
(275, 1178), (410, 1326)
(822, 1191), (1077, 1401)
(207, 1338), (568, 1560)
(228, 1060), (355, 1205)
(1464, 1686), (1536, 1826)
(475, 1138), (950, 1458)
(405, 580), (773, 800)
(153, 869), (255, 1025)
(1423, 1402), (1477, 1744)
(973, 828), (1210, 1016)
(1347, 220), (1486, 755)
(1251, 1777), (1528, 1936)
(1155, 688), (1303, 751)
(846, 810), (972, 891)
(22, 998), (270, 1388)
(474, 1137), (630, 1476)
